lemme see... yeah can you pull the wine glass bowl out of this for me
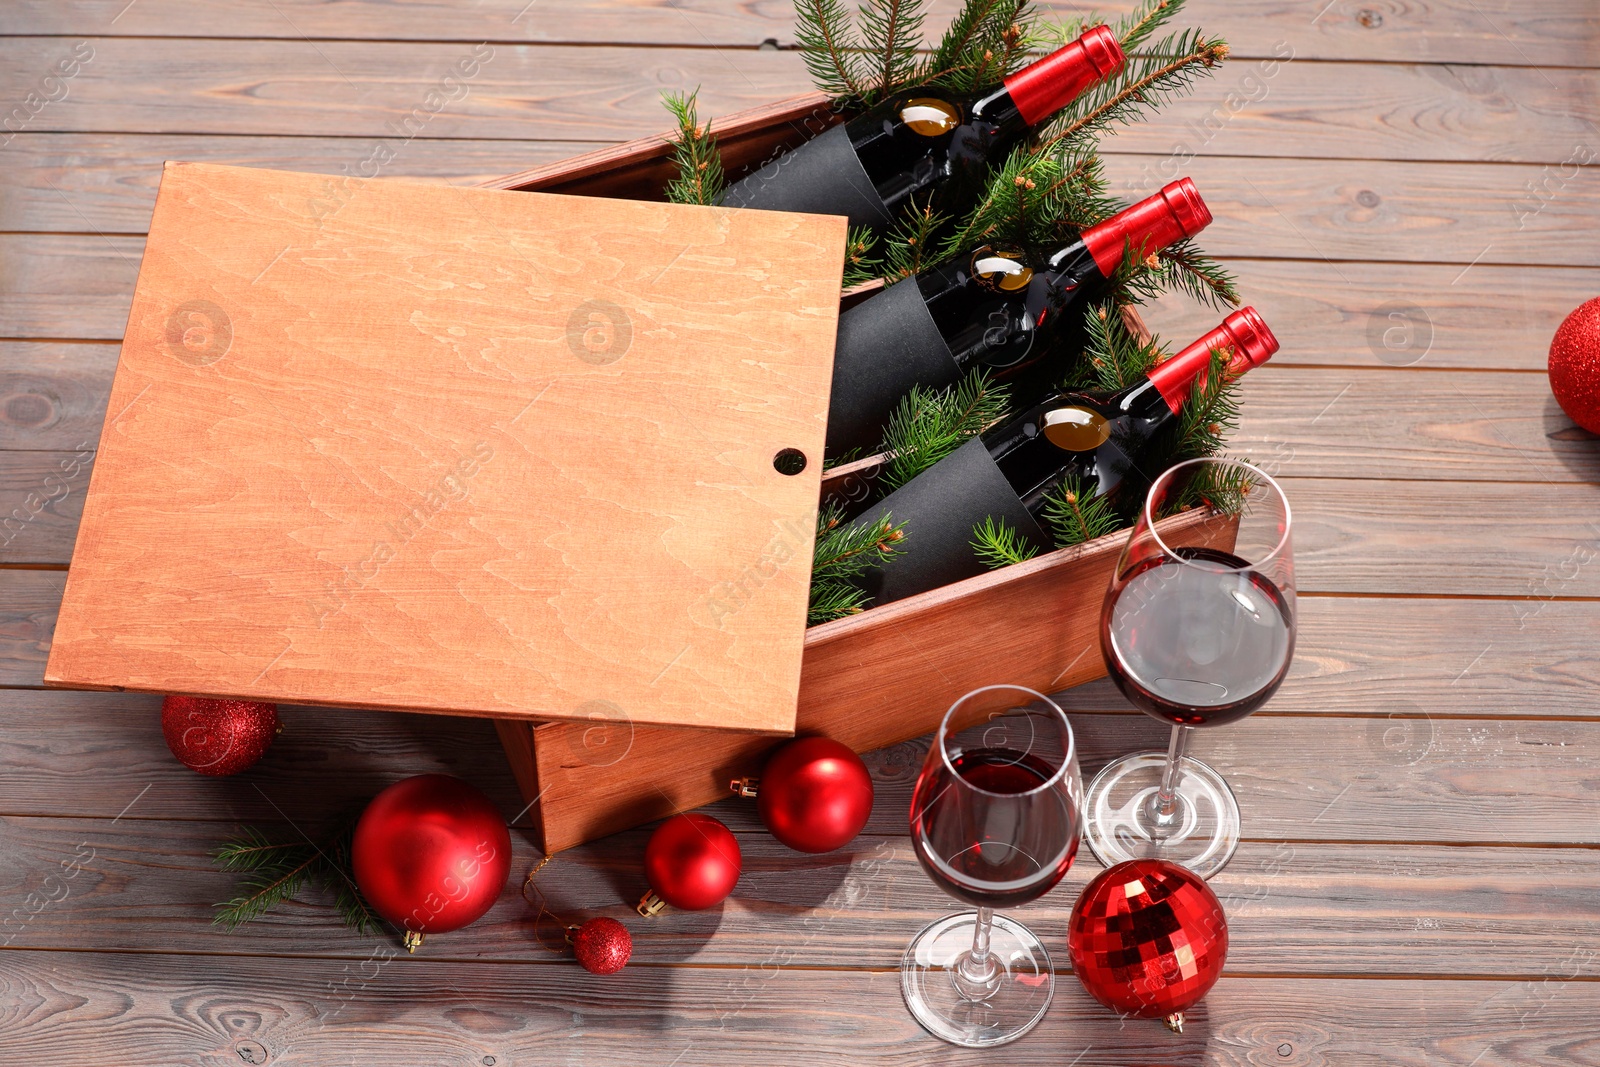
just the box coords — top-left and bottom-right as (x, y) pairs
(1083, 458), (1295, 879)
(901, 685), (1083, 1047)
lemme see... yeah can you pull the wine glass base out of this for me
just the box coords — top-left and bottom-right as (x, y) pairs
(900, 911), (1054, 1048)
(1082, 752), (1241, 879)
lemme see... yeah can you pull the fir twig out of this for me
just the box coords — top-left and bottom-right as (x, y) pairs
(794, 0), (869, 100)
(1042, 473), (1122, 547)
(211, 832), (319, 930)
(879, 370), (1010, 489)
(810, 502), (907, 623)
(1036, 27), (1228, 156)
(882, 202), (948, 282)
(662, 89), (725, 206)
(1071, 300), (1164, 391)
(860, 0), (926, 100)
(1114, 0), (1186, 53)
(971, 515), (1039, 569)
(841, 225), (883, 288)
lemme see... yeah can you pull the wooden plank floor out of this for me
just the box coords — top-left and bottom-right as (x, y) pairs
(2, 2), (1597, 1064)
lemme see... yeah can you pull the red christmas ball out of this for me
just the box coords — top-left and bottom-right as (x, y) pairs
(642, 813), (740, 911)
(756, 737), (874, 853)
(1549, 296), (1600, 434)
(160, 696), (279, 776)
(1068, 859), (1228, 1030)
(572, 917), (632, 975)
(351, 774), (512, 945)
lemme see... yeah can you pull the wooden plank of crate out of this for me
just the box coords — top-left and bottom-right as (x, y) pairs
(0, 949), (1590, 1066)
(3, 814), (1597, 976)
(0, 0), (1592, 67)
(2, 687), (1597, 844)
(0, 40), (1592, 163)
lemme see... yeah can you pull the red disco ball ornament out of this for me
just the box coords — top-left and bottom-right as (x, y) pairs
(1068, 859), (1228, 1033)
(638, 813), (741, 913)
(351, 774), (513, 951)
(750, 737), (874, 853)
(160, 696), (279, 776)
(1548, 296), (1600, 434)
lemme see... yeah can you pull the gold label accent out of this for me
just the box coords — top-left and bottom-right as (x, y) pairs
(899, 97), (961, 136)
(1041, 406), (1111, 451)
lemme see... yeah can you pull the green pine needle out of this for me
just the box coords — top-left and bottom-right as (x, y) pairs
(1037, 26), (1228, 157)
(795, 0), (870, 101)
(662, 89), (725, 207)
(859, 0), (927, 101)
(921, 0), (1033, 90)
(1071, 301), (1165, 392)
(971, 515), (1039, 569)
(1042, 473), (1123, 547)
(879, 370), (1010, 490)
(881, 202), (949, 282)
(211, 820), (386, 937)
(841, 225), (883, 288)
(211, 841), (319, 930)
(1114, 0), (1188, 53)
(810, 503), (907, 623)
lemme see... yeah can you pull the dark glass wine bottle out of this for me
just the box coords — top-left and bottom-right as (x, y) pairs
(721, 26), (1124, 229)
(826, 178), (1213, 459)
(855, 307), (1279, 605)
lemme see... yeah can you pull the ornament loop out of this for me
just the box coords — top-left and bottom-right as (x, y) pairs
(729, 776), (760, 798)
(636, 890), (667, 917)
(402, 930), (424, 953)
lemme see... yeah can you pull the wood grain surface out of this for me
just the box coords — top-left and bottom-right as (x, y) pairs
(2, 0), (1598, 1062)
(2, 0), (1594, 66)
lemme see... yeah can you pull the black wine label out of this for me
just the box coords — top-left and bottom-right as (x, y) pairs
(856, 437), (1050, 605)
(825, 278), (957, 458)
(720, 124), (893, 230)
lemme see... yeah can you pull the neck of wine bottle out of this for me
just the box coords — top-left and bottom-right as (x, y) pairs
(988, 307), (1279, 514)
(824, 178), (1213, 460)
(720, 26), (1125, 230)
(849, 309), (1277, 607)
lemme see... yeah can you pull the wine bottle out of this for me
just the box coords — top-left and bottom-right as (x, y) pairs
(826, 178), (1213, 459)
(721, 26), (1125, 229)
(855, 307), (1279, 605)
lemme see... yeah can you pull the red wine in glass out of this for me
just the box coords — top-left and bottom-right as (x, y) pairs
(1102, 547), (1296, 728)
(911, 747), (1080, 909)
(901, 685), (1083, 1048)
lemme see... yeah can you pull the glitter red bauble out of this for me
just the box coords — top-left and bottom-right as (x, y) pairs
(643, 813), (741, 910)
(572, 917), (632, 975)
(1068, 859), (1228, 1026)
(1549, 297), (1600, 434)
(757, 737), (874, 853)
(351, 774), (512, 941)
(160, 696), (279, 776)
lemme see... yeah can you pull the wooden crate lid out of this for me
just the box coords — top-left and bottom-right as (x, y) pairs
(44, 163), (847, 735)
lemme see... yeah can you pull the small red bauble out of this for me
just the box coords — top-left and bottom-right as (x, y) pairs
(639, 813), (741, 912)
(351, 774), (512, 949)
(1068, 859), (1228, 1032)
(754, 737), (874, 853)
(1549, 296), (1600, 434)
(571, 916), (632, 975)
(160, 696), (279, 776)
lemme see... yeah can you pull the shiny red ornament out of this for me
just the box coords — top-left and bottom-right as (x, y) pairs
(160, 696), (279, 776)
(571, 916), (632, 975)
(352, 774), (512, 950)
(1549, 296), (1600, 434)
(1068, 859), (1228, 1032)
(752, 737), (874, 853)
(639, 813), (741, 912)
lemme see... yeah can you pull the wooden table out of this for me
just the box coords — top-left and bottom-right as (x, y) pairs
(1, 2), (1596, 1063)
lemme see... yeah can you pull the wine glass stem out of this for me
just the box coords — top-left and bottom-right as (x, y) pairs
(1146, 725), (1190, 840)
(952, 906), (1002, 1002)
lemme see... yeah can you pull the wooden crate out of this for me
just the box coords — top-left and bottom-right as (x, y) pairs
(482, 99), (1239, 853)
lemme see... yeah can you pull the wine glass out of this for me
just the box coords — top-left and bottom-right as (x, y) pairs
(902, 685), (1083, 1047)
(1081, 456), (1295, 879)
